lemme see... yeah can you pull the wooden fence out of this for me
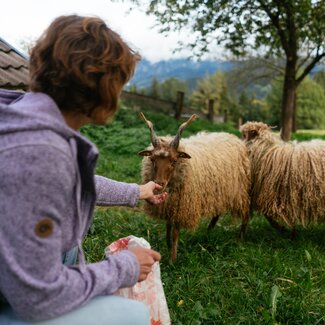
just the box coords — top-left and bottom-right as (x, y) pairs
(120, 90), (225, 123)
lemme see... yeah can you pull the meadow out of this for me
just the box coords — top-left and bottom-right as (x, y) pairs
(82, 105), (325, 325)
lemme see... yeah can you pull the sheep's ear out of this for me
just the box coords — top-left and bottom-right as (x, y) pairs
(248, 130), (258, 140)
(178, 152), (191, 159)
(138, 150), (153, 157)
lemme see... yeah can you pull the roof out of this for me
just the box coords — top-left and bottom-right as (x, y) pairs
(0, 37), (29, 90)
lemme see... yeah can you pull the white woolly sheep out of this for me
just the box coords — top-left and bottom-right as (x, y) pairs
(240, 121), (325, 235)
(138, 112), (251, 261)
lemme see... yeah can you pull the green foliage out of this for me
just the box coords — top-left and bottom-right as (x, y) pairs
(292, 131), (325, 141)
(160, 77), (189, 103)
(296, 78), (325, 129)
(129, 0), (324, 139)
(147, 77), (161, 98)
(190, 72), (228, 113)
(264, 78), (282, 127)
(266, 77), (325, 129)
(82, 105), (325, 324)
(141, 77), (190, 104)
(132, 1), (324, 60)
(238, 91), (272, 124)
(313, 70), (325, 89)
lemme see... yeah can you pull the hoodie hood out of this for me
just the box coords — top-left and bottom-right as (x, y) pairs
(0, 88), (23, 106)
(0, 89), (98, 155)
(0, 89), (99, 266)
(0, 89), (76, 138)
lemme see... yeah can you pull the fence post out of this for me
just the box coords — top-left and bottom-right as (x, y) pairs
(207, 99), (214, 122)
(174, 91), (184, 120)
(224, 108), (228, 123)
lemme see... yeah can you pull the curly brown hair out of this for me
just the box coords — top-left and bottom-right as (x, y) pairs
(29, 15), (140, 120)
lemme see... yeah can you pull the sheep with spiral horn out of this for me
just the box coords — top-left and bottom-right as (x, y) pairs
(139, 112), (251, 261)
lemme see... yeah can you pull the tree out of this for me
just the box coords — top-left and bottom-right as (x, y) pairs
(295, 77), (325, 129)
(266, 76), (325, 130)
(191, 72), (228, 114)
(147, 77), (161, 98)
(238, 91), (271, 124)
(313, 70), (325, 89)
(128, 0), (325, 140)
(160, 77), (189, 103)
(142, 77), (189, 102)
(128, 84), (138, 93)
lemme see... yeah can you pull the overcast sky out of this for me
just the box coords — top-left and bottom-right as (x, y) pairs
(0, 0), (198, 62)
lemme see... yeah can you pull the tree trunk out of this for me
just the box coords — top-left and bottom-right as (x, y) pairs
(207, 99), (214, 122)
(292, 93), (297, 133)
(174, 91), (184, 120)
(280, 60), (297, 141)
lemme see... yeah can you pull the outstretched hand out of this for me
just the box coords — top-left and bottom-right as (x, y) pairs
(139, 181), (168, 205)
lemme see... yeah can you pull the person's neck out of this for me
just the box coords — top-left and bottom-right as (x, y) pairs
(62, 111), (91, 130)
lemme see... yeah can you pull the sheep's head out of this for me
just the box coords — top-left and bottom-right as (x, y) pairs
(138, 112), (197, 191)
(240, 121), (271, 141)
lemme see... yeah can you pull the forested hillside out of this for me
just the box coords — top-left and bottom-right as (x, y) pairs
(127, 59), (325, 131)
(129, 58), (234, 89)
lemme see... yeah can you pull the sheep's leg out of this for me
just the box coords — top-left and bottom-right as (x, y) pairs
(290, 227), (297, 240)
(207, 215), (220, 231)
(166, 223), (172, 249)
(265, 215), (288, 234)
(239, 213), (250, 239)
(171, 225), (180, 262)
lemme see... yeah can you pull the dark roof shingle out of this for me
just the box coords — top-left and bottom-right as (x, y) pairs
(0, 37), (29, 90)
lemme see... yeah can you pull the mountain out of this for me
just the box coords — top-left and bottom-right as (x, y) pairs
(128, 58), (234, 89)
(127, 58), (325, 92)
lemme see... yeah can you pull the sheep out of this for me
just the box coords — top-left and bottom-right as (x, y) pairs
(240, 121), (325, 235)
(138, 112), (251, 261)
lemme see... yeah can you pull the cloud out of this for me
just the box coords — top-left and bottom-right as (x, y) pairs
(1, 0), (193, 62)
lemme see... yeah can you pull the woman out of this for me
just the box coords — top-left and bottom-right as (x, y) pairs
(0, 15), (167, 324)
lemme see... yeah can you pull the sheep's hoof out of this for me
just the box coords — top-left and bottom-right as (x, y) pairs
(290, 228), (297, 240)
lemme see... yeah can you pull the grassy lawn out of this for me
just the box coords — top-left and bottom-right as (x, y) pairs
(296, 129), (325, 135)
(82, 106), (325, 324)
(293, 129), (325, 141)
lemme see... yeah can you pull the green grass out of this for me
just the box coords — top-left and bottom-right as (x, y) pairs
(81, 106), (325, 324)
(296, 130), (325, 135)
(293, 129), (325, 141)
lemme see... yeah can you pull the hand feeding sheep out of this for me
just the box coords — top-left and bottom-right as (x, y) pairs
(240, 121), (325, 236)
(138, 112), (251, 261)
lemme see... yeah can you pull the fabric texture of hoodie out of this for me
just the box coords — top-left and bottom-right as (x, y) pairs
(0, 89), (141, 321)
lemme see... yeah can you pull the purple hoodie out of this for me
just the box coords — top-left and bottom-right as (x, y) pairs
(0, 89), (141, 321)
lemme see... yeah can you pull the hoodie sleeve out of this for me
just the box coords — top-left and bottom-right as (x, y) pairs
(95, 175), (140, 207)
(0, 145), (139, 322)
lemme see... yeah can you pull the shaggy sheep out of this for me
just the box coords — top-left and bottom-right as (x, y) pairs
(240, 121), (325, 234)
(138, 112), (251, 261)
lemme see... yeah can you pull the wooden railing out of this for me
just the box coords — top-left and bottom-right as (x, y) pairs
(120, 90), (225, 123)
